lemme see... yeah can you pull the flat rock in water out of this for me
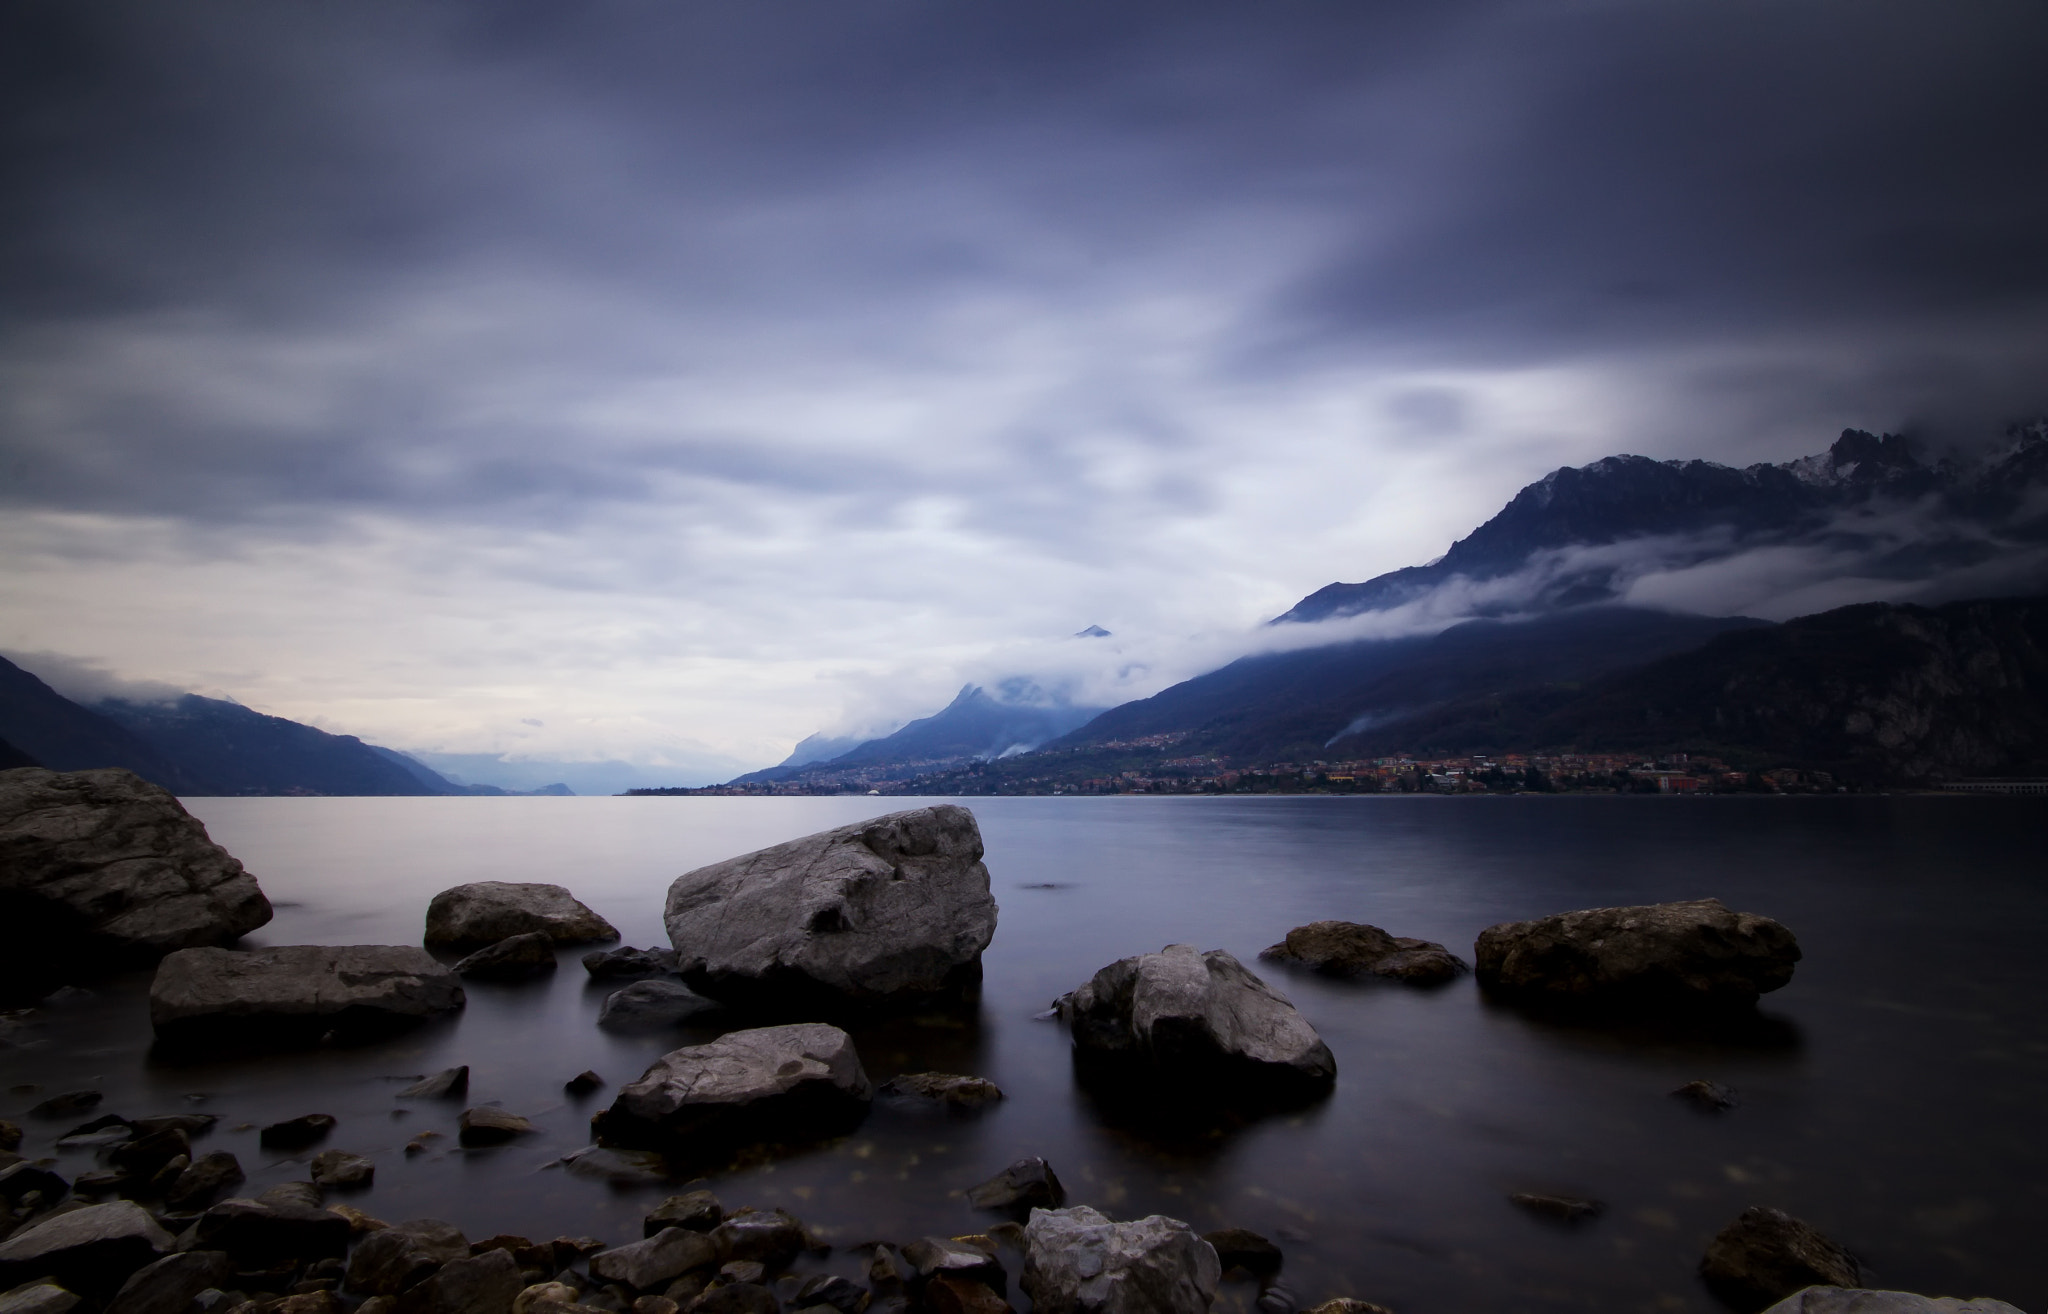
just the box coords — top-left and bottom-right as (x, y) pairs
(0, 768), (272, 992)
(662, 805), (997, 1013)
(1021, 1206), (1220, 1314)
(1759, 1291), (2027, 1313)
(1259, 922), (1468, 985)
(398, 1068), (470, 1100)
(149, 946), (465, 1042)
(1508, 1193), (1603, 1223)
(453, 934), (558, 981)
(424, 883), (618, 948)
(1201, 1230), (1280, 1276)
(598, 981), (720, 1030)
(1057, 944), (1336, 1095)
(1474, 899), (1800, 1010)
(310, 1150), (374, 1188)
(583, 947), (679, 981)
(877, 1073), (1003, 1110)
(966, 1158), (1065, 1214)
(259, 1115), (336, 1150)
(1674, 1079), (1738, 1110)
(0, 1201), (173, 1299)
(26, 1092), (101, 1119)
(104, 1250), (234, 1314)
(558, 1146), (668, 1185)
(594, 1023), (872, 1153)
(458, 1107), (535, 1147)
(713, 1209), (810, 1267)
(1701, 1207), (1862, 1313)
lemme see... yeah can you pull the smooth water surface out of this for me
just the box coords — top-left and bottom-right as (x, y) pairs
(5, 795), (2046, 1314)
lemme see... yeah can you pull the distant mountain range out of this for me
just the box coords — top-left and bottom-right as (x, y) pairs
(0, 654), (569, 796)
(1276, 425), (2048, 623)
(734, 683), (1109, 785)
(734, 424), (2048, 788)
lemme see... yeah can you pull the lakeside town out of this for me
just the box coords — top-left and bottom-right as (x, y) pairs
(633, 747), (1857, 798)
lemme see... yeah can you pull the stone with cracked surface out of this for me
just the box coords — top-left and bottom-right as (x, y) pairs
(1475, 899), (1799, 1010)
(425, 883), (617, 948)
(150, 946), (464, 1042)
(1021, 1206), (1220, 1314)
(595, 1024), (872, 1153)
(663, 806), (996, 1013)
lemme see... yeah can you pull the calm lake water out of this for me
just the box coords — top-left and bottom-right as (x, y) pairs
(6, 795), (2047, 1314)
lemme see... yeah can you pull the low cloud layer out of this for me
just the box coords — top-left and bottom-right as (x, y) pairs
(3, 1), (2045, 774)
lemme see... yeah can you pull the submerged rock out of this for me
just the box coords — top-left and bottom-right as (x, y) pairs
(310, 1150), (374, 1188)
(1508, 1193), (1603, 1223)
(597, 981), (719, 1030)
(1259, 922), (1467, 985)
(259, 1115), (337, 1150)
(1758, 1291), (2025, 1313)
(0, 768), (272, 991)
(25, 1092), (100, 1119)
(1474, 899), (1800, 1010)
(662, 806), (997, 1014)
(1199, 1231), (1279, 1278)
(398, 1068), (470, 1100)
(453, 934), (558, 982)
(458, 1107), (535, 1147)
(424, 883), (618, 948)
(0, 1202), (173, 1299)
(149, 946), (465, 1043)
(1701, 1207), (1862, 1313)
(1021, 1206), (1220, 1314)
(1057, 945), (1335, 1095)
(593, 1023), (873, 1154)
(1674, 1079), (1739, 1111)
(876, 1073), (1002, 1110)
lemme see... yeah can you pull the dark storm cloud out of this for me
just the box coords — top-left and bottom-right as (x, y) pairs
(7, 0), (2048, 534)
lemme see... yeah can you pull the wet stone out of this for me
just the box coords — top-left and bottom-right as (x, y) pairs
(0, 1284), (79, 1314)
(792, 1276), (867, 1314)
(27, 1093), (101, 1119)
(1201, 1230), (1281, 1277)
(876, 1074), (1002, 1111)
(711, 1211), (808, 1269)
(565, 1073), (606, 1097)
(458, 1108), (535, 1147)
(1701, 1207), (1862, 1313)
(309, 1152), (374, 1189)
(684, 1285), (778, 1314)
(1508, 1193), (1603, 1223)
(1673, 1079), (1738, 1111)
(346, 1219), (471, 1297)
(258, 1117), (336, 1151)
(105, 1250), (235, 1314)
(397, 1070), (469, 1101)
(966, 1159), (1065, 1215)
(645, 1192), (724, 1237)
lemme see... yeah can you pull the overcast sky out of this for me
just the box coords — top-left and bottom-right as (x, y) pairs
(4, 0), (2046, 780)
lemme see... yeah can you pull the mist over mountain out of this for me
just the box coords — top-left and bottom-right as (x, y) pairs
(0, 654), (215, 792)
(733, 682), (1108, 785)
(1277, 425), (2048, 628)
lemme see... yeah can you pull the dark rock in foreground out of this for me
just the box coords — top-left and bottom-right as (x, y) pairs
(643, 1191), (722, 1236)
(0, 768), (272, 993)
(0, 1202), (173, 1299)
(1674, 1079), (1739, 1111)
(150, 945), (465, 1043)
(424, 882), (618, 948)
(259, 1114), (336, 1150)
(1475, 899), (1800, 1011)
(1260, 922), (1468, 985)
(1201, 1230), (1280, 1277)
(662, 806), (997, 1015)
(458, 1107), (535, 1147)
(593, 1023), (872, 1154)
(393, 1246), (521, 1314)
(1701, 1207), (1862, 1312)
(346, 1218), (469, 1296)
(1057, 945), (1335, 1096)
(104, 1250), (233, 1314)
(1021, 1206), (1219, 1314)
(453, 933), (558, 981)
(1508, 1192), (1603, 1223)
(1758, 1290), (2025, 1313)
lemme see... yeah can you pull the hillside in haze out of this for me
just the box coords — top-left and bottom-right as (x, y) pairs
(733, 683), (1108, 785)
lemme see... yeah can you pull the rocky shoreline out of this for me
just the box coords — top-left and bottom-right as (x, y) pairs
(0, 768), (2029, 1314)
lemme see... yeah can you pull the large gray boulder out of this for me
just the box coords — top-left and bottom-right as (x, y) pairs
(594, 1023), (872, 1153)
(149, 945), (465, 1043)
(0, 1201), (173, 1300)
(1760, 1291), (2026, 1314)
(424, 883), (617, 948)
(0, 768), (271, 987)
(1057, 945), (1336, 1095)
(1021, 1206), (1220, 1314)
(663, 805), (996, 1013)
(1475, 899), (1801, 1010)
